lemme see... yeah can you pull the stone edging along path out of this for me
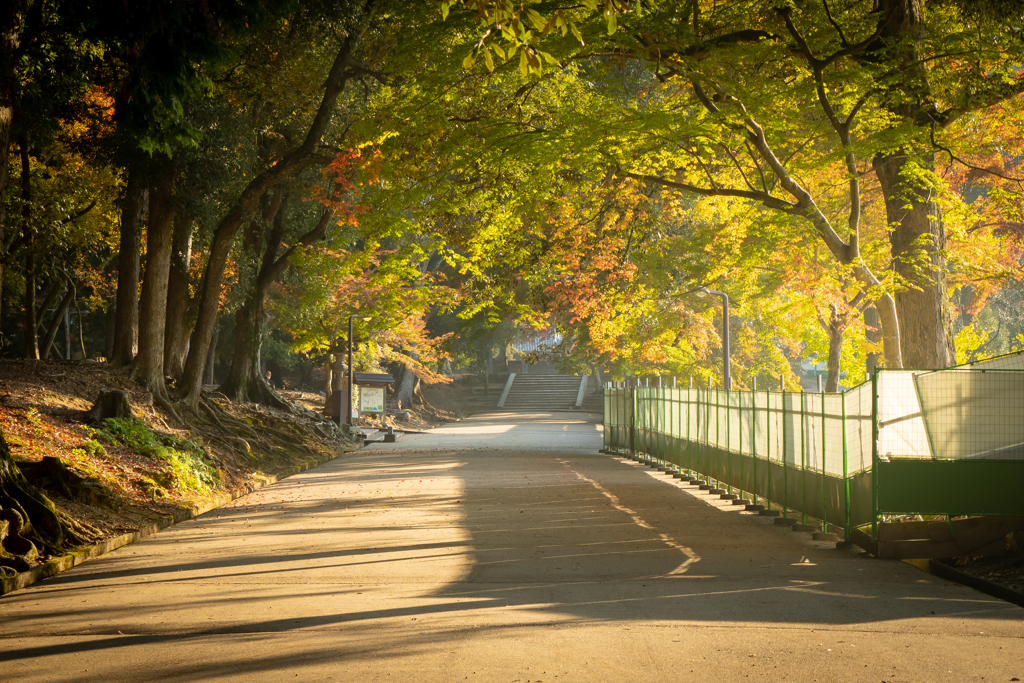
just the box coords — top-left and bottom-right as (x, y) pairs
(1, 448), (350, 597)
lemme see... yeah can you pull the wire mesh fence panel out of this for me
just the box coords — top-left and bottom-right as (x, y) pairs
(956, 350), (1024, 371)
(782, 392), (802, 466)
(845, 383), (873, 474)
(823, 394), (846, 477)
(877, 371), (932, 459)
(912, 370), (1024, 460)
(804, 392), (824, 472)
(767, 392), (783, 463)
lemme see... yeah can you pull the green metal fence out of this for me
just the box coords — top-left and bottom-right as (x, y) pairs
(602, 352), (1024, 543)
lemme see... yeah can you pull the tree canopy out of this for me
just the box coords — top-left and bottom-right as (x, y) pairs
(0, 0), (1021, 400)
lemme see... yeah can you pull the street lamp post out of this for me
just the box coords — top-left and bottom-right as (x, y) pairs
(697, 287), (731, 391)
(347, 315), (372, 425)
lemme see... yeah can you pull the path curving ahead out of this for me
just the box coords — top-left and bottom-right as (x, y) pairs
(2, 412), (1022, 682)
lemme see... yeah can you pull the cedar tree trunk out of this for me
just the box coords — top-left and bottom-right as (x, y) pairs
(179, 17), (369, 404)
(132, 162), (176, 393)
(163, 213), (193, 381)
(111, 171), (147, 367)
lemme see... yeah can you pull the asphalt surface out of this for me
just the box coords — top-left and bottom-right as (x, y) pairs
(2, 411), (1022, 682)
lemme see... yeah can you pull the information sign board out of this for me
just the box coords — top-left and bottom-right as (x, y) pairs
(359, 386), (385, 413)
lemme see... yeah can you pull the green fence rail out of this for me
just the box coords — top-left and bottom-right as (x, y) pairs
(602, 355), (1024, 542)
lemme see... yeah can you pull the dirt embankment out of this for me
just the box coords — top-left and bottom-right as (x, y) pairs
(0, 360), (481, 556)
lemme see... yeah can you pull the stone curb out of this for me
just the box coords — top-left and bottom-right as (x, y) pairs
(1, 447), (351, 597)
(908, 558), (1024, 610)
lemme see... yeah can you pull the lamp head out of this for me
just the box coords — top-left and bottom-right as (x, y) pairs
(695, 287), (708, 298)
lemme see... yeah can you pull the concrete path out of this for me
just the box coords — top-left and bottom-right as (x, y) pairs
(2, 411), (1022, 682)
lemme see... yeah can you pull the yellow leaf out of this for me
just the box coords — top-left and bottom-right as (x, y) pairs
(463, 52), (475, 69)
(570, 21), (584, 45)
(483, 46), (494, 71)
(525, 8), (546, 31)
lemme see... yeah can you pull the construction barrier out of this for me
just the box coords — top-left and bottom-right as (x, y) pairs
(602, 351), (1024, 543)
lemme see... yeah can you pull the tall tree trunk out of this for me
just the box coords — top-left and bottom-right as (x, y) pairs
(874, 151), (955, 368)
(163, 213), (193, 381)
(324, 355), (334, 404)
(179, 20), (369, 404)
(204, 324), (218, 385)
(864, 306), (882, 376)
(825, 305), (843, 392)
(872, 0), (955, 369)
(218, 283), (281, 405)
(111, 171), (147, 367)
(104, 303), (116, 360)
(39, 282), (75, 361)
(63, 306), (71, 359)
(20, 134), (37, 359)
(0, 2), (25, 337)
(76, 300), (87, 359)
(396, 349), (419, 408)
(132, 162), (175, 394)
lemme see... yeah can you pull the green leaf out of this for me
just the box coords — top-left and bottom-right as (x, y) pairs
(441, 1), (450, 20)
(463, 51), (475, 69)
(570, 21), (584, 46)
(483, 46), (494, 71)
(519, 48), (528, 75)
(525, 9), (546, 32)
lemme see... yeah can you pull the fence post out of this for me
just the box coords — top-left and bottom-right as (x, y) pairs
(801, 390), (808, 525)
(871, 368), (880, 541)
(766, 384), (772, 512)
(628, 380), (636, 459)
(821, 389), (828, 534)
(752, 377), (758, 506)
(688, 378), (696, 475)
(842, 388), (850, 542)
(782, 376), (789, 520)
(738, 387), (743, 498)
(727, 386), (733, 494)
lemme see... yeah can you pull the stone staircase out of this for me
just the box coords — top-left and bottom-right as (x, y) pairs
(498, 374), (586, 411)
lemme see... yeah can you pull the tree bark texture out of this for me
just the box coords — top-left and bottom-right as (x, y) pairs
(219, 197), (333, 407)
(0, 1), (25, 337)
(132, 164), (176, 393)
(179, 17), (369, 403)
(396, 349), (419, 408)
(874, 151), (955, 368)
(163, 214), (193, 381)
(218, 284), (280, 405)
(39, 281), (75, 361)
(204, 324), (218, 385)
(872, 0), (956, 368)
(864, 306), (882, 376)
(111, 171), (147, 367)
(20, 135), (36, 359)
(825, 305), (843, 393)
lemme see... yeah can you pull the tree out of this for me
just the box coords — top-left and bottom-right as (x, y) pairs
(443, 0), (1024, 370)
(178, 1), (379, 406)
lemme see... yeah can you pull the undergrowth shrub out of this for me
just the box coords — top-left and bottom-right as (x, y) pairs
(100, 418), (217, 494)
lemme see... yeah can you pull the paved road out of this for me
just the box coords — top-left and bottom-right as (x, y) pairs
(2, 412), (1022, 682)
